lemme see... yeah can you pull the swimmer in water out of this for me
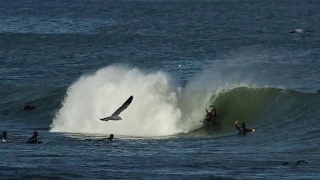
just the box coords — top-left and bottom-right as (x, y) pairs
(289, 29), (315, 36)
(107, 134), (114, 142)
(23, 105), (36, 111)
(1, 131), (7, 142)
(235, 120), (255, 135)
(283, 160), (308, 167)
(26, 131), (42, 144)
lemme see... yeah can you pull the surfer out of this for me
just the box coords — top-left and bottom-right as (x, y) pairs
(23, 105), (36, 111)
(289, 29), (315, 35)
(26, 131), (42, 144)
(283, 160), (308, 167)
(234, 120), (255, 135)
(204, 109), (219, 126)
(1, 131), (7, 142)
(107, 134), (114, 142)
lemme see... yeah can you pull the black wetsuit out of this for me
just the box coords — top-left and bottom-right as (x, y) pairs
(204, 113), (212, 124)
(212, 114), (219, 125)
(107, 134), (114, 142)
(23, 105), (36, 111)
(27, 136), (38, 143)
(205, 113), (218, 125)
(26, 132), (42, 144)
(235, 123), (253, 135)
(1, 132), (7, 141)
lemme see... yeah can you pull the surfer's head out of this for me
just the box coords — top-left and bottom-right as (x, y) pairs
(109, 134), (114, 141)
(33, 131), (38, 137)
(1, 131), (7, 139)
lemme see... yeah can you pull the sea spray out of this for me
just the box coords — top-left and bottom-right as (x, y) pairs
(50, 65), (273, 136)
(50, 66), (184, 136)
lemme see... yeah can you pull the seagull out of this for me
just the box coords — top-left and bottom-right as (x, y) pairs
(100, 96), (133, 121)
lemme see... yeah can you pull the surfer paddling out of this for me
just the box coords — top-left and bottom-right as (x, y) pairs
(23, 105), (36, 111)
(283, 160), (308, 168)
(26, 131), (43, 144)
(106, 134), (114, 142)
(289, 29), (315, 36)
(1, 131), (7, 142)
(235, 120), (255, 135)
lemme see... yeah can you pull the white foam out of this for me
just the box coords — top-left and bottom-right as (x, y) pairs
(50, 66), (185, 137)
(50, 65), (260, 137)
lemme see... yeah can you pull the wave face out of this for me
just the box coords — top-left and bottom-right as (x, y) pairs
(47, 65), (320, 137)
(203, 87), (318, 130)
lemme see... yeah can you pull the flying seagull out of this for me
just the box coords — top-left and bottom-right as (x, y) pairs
(100, 96), (133, 121)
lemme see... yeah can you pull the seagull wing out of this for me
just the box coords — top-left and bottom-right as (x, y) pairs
(111, 96), (133, 116)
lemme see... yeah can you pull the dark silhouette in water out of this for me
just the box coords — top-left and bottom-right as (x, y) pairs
(283, 160), (308, 167)
(235, 120), (255, 135)
(23, 105), (36, 111)
(84, 134), (114, 142)
(1, 131), (7, 142)
(107, 134), (114, 142)
(289, 29), (315, 35)
(203, 109), (219, 127)
(26, 131), (42, 144)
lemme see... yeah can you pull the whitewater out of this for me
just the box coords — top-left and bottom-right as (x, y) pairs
(2, 0), (320, 179)
(50, 65), (264, 137)
(50, 66), (197, 136)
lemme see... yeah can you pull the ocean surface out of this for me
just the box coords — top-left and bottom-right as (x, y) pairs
(1, 0), (320, 179)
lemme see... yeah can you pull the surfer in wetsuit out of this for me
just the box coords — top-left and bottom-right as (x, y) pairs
(211, 109), (218, 125)
(235, 120), (255, 135)
(289, 29), (315, 36)
(205, 109), (218, 126)
(26, 131), (42, 144)
(283, 160), (308, 167)
(107, 134), (114, 142)
(23, 105), (36, 111)
(1, 131), (7, 142)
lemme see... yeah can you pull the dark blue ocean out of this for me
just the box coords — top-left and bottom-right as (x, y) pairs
(1, 0), (320, 179)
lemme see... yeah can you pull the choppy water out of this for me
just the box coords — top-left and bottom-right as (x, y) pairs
(1, 0), (320, 179)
